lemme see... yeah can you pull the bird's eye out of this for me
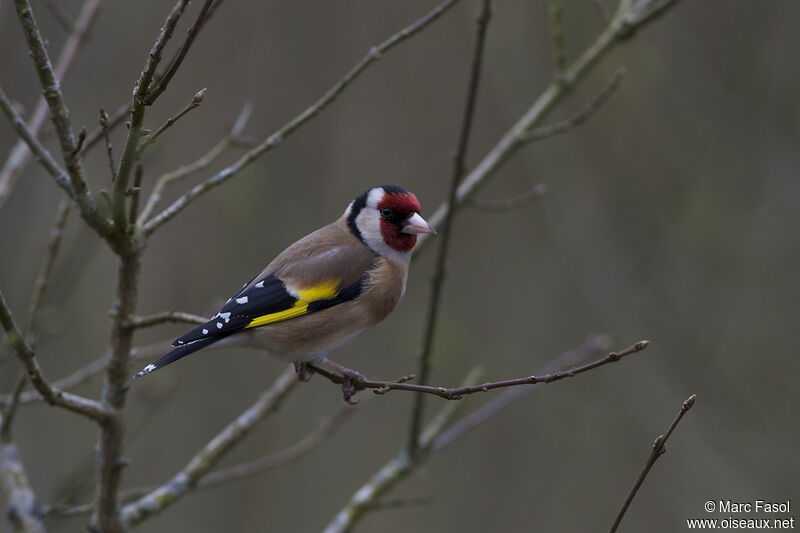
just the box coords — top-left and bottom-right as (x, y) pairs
(379, 207), (394, 219)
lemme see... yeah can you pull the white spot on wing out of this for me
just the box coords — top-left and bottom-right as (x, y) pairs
(136, 363), (157, 377)
(255, 280), (264, 288)
(216, 322), (223, 329)
(236, 296), (248, 304)
(202, 328), (208, 334)
(219, 312), (231, 323)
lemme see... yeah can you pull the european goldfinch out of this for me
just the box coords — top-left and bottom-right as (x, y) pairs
(135, 185), (435, 400)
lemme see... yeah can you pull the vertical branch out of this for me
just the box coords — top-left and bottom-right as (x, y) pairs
(12, 0), (113, 240)
(111, 0), (190, 232)
(93, 246), (141, 533)
(413, 0), (683, 255)
(408, 0), (492, 453)
(608, 394), (696, 533)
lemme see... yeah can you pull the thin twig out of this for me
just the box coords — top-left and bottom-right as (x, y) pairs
(120, 366), (298, 528)
(142, 0), (464, 236)
(608, 394), (696, 533)
(111, 0), (190, 232)
(431, 334), (610, 452)
(126, 311), (206, 330)
(27, 199), (71, 336)
(0, 289), (110, 422)
(47, 404), (353, 519)
(522, 66), (626, 142)
(137, 103), (252, 226)
(322, 367), (482, 533)
(83, 102), (129, 157)
(312, 340), (648, 401)
(13, 0), (113, 241)
(143, 0), (215, 105)
(198, 406), (352, 489)
(0, 0), (103, 213)
(0, 86), (72, 194)
(137, 88), (206, 155)
(413, 0), (682, 256)
(0, 341), (172, 406)
(99, 109), (118, 181)
(409, 0), (493, 454)
(468, 183), (546, 212)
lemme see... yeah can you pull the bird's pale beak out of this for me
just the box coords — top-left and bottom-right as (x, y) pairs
(401, 212), (437, 235)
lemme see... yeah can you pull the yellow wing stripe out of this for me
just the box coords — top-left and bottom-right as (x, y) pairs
(244, 280), (339, 329)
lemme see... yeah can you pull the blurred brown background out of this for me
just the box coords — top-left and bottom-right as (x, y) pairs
(1, 0), (798, 531)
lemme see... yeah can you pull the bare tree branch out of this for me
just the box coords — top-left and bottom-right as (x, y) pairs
(136, 103), (252, 225)
(111, 0), (190, 232)
(26, 199), (71, 337)
(414, 0), (683, 256)
(312, 340), (647, 401)
(143, 0), (215, 105)
(137, 88), (206, 156)
(608, 394), (696, 533)
(120, 366), (298, 528)
(198, 406), (353, 490)
(322, 367), (482, 533)
(141, 0), (464, 236)
(323, 336), (622, 532)
(0, 341), (172, 406)
(108, 405), (355, 505)
(409, 0), (492, 454)
(12, 0), (113, 241)
(0, 0), (103, 212)
(94, 248), (142, 532)
(82, 103), (129, 158)
(0, 289), (110, 422)
(126, 310), (206, 330)
(98, 109), (118, 182)
(431, 334), (609, 452)
(522, 66), (626, 142)
(0, 436), (46, 533)
(0, 87), (72, 194)
(0, 197), (73, 434)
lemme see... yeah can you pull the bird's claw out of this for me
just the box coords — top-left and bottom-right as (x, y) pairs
(294, 361), (314, 382)
(341, 368), (366, 405)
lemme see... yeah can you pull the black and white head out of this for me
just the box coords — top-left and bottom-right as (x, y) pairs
(346, 185), (436, 262)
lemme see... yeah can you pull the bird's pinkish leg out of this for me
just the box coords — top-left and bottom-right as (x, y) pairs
(321, 358), (367, 404)
(293, 361), (314, 382)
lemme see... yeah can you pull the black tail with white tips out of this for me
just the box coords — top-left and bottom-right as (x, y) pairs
(133, 336), (221, 378)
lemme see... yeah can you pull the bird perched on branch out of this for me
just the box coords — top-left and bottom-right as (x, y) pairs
(134, 185), (435, 402)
